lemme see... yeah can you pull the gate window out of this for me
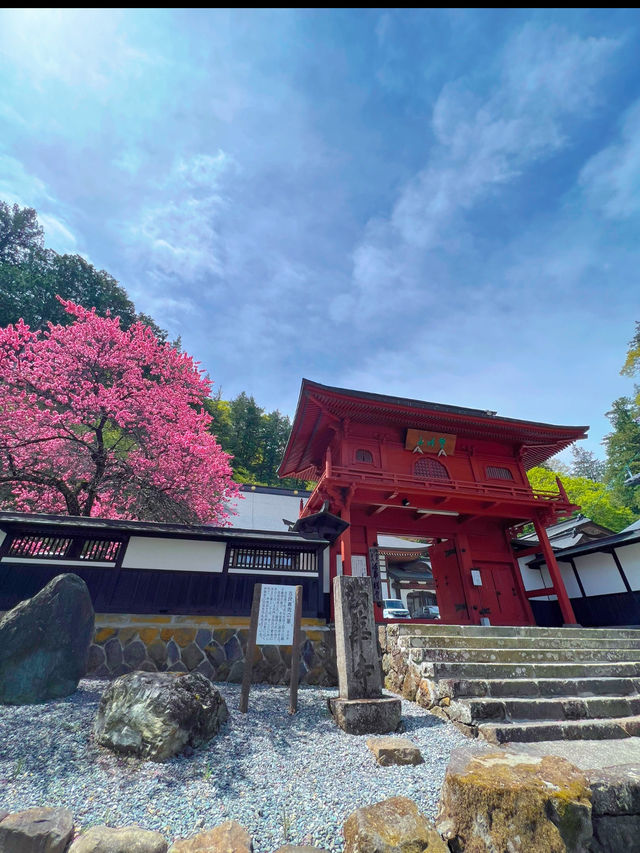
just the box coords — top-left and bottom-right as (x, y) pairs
(486, 465), (514, 480)
(414, 458), (450, 479)
(355, 449), (374, 464)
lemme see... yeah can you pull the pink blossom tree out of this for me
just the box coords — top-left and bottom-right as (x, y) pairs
(0, 300), (238, 523)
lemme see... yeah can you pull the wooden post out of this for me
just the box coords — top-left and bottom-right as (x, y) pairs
(533, 516), (577, 625)
(239, 583), (262, 713)
(289, 585), (303, 714)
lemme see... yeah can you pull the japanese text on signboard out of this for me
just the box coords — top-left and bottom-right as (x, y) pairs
(256, 584), (296, 646)
(405, 429), (456, 457)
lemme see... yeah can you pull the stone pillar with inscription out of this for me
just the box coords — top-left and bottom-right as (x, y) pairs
(328, 575), (401, 734)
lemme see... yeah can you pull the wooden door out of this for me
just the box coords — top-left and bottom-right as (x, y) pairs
(430, 541), (471, 624)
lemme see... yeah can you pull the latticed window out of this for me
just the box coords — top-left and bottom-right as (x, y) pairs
(414, 458), (450, 479)
(486, 466), (514, 480)
(355, 449), (374, 464)
(7, 534), (123, 562)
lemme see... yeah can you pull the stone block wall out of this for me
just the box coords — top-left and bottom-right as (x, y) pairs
(88, 614), (337, 686)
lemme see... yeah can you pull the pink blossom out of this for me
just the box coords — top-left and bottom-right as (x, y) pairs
(0, 300), (239, 523)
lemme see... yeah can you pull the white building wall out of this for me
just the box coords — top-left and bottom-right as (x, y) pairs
(572, 551), (625, 597)
(617, 543), (640, 590)
(122, 537), (225, 573)
(228, 490), (307, 532)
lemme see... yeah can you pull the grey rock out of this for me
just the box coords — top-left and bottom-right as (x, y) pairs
(203, 642), (225, 668)
(166, 640), (180, 666)
(195, 660), (215, 681)
(123, 640), (147, 668)
(87, 644), (106, 673)
(94, 671), (229, 761)
(195, 628), (212, 649)
(104, 638), (123, 671)
(0, 806), (74, 852)
(147, 641), (168, 668)
(0, 574), (94, 704)
(0, 809), (8, 822)
(224, 634), (243, 663)
(69, 824), (168, 852)
(329, 697), (401, 735)
(590, 815), (640, 853)
(366, 737), (424, 766)
(181, 642), (204, 671)
(587, 764), (640, 816)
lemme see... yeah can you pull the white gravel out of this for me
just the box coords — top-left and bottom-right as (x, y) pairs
(0, 680), (473, 851)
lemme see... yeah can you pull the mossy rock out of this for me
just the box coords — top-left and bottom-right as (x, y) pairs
(437, 747), (592, 852)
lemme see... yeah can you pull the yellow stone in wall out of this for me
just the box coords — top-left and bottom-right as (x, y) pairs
(138, 628), (159, 645)
(160, 628), (196, 647)
(94, 628), (116, 644)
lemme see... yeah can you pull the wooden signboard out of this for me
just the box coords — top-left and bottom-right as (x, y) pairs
(240, 583), (303, 715)
(405, 428), (456, 456)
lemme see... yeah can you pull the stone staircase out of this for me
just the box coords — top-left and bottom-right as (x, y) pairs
(379, 623), (640, 743)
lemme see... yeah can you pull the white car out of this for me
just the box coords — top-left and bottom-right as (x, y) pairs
(382, 598), (411, 619)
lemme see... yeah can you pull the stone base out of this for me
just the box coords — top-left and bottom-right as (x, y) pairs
(328, 696), (402, 735)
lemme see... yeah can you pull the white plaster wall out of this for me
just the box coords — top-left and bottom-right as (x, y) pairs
(559, 562), (581, 599)
(0, 529), (5, 548)
(122, 537), (225, 573)
(572, 551), (625, 597)
(227, 491), (306, 531)
(617, 542), (640, 590)
(518, 556), (547, 591)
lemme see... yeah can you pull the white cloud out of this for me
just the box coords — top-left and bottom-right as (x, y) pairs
(349, 25), (620, 324)
(579, 99), (640, 219)
(127, 151), (234, 282)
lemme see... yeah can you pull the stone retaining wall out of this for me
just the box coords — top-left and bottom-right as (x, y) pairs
(88, 614), (338, 686)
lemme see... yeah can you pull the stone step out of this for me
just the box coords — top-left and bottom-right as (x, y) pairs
(422, 660), (640, 681)
(446, 676), (640, 699)
(452, 695), (640, 724)
(408, 646), (640, 664)
(394, 625), (640, 639)
(477, 715), (640, 744)
(400, 634), (640, 650)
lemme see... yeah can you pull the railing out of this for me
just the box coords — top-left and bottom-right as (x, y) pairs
(323, 466), (570, 506)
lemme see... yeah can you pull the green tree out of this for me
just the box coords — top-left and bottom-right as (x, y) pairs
(527, 466), (634, 532)
(0, 202), (43, 263)
(0, 200), (166, 338)
(602, 397), (640, 516)
(207, 391), (308, 488)
(570, 446), (605, 482)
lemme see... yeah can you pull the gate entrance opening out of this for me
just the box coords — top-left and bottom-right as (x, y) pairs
(279, 380), (589, 626)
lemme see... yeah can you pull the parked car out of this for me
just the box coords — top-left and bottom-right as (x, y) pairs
(414, 604), (440, 619)
(382, 598), (411, 619)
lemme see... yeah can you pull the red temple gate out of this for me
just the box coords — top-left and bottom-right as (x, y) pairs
(279, 380), (588, 627)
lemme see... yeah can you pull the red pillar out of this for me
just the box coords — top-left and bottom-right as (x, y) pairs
(533, 516), (577, 625)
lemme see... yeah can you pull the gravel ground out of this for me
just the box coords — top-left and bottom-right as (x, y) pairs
(0, 680), (473, 851)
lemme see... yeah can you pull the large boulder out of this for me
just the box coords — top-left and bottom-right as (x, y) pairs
(0, 574), (94, 704)
(94, 671), (229, 761)
(169, 821), (252, 852)
(0, 807), (74, 852)
(68, 824), (168, 852)
(436, 747), (592, 853)
(343, 797), (448, 853)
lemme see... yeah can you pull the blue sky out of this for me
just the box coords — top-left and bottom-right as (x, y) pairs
(1, 9), (639, 459)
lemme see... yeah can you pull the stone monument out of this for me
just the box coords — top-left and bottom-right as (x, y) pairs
(328, 575), (401, 734)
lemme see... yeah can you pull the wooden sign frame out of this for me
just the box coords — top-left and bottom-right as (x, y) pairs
(239, 582), (303, 715)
